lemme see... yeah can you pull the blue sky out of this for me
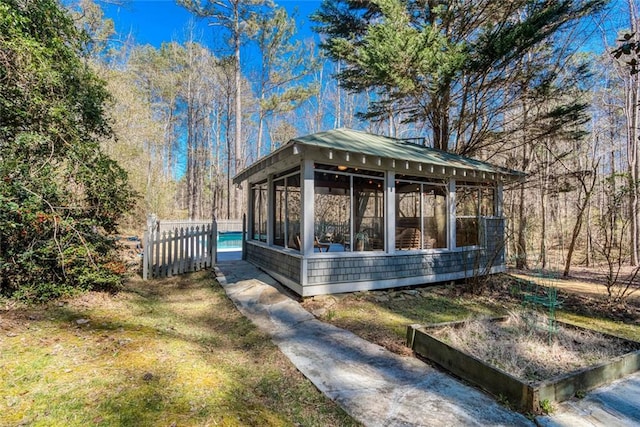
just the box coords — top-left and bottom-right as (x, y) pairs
(102, 0), (322, 50)
(98, 0), (325, 176)
(98, 0), (631, 68)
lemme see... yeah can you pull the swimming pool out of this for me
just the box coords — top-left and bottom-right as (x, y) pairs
(217, 231), (243, 252)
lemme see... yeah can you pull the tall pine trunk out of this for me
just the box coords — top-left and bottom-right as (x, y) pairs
(233, 5), (243, 221)
(626, 0), (640, 265)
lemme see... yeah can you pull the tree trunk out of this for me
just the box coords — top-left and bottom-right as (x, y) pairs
(563, 169), (598, 277)
(563, 208), (583, 277)
(626, 0), (640, 265)
(538, 146), (550, 268)
(226, 89), (232, 220)
(515, 94), (530, 270)
(539, 184), (547, 268)
(626, 68), (639, 265)
(430, 89), (450, 152)
(233, 5), (243, 221)
(257, 103), (264, 160)
(186, 64), (196, 220)
(516, 181), (528, 269)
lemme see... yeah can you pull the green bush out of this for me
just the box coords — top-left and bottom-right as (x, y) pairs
(0, 0), (134, 301)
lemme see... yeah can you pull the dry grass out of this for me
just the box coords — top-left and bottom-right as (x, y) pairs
(302, 288), (504, 356)
(430, 311), (640, 382)
(0, 272), (358, 427)
(303, 274), (640, 386)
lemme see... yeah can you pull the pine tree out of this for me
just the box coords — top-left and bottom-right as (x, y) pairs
(312, 0), (605, 154)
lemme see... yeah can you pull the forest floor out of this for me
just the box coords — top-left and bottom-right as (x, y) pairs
(509, 266), (640, 323)
(0, 271), (357, 427)
(512, 265), (640, 298)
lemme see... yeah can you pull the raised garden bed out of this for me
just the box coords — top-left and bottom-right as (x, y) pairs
(406, 314), (640, 413)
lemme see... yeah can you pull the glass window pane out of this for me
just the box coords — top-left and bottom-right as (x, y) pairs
(455, 183), (495, 247)
(480, 187), (495, 216)
(251, 183), (267, 242)
(354, 176), (384, 251)
(260, 185), (268, 240)
(314, 171), (351, 252)
(286, 175), (301, 250)
(252, 186), (259, 240)
(456, 186), (478, 217)
(396, 182), (421, 250)
(456, 186), (479, 246)
(423, 185), (447, 249)
(273, 179), (286, 247)
(456, 217), (479, 247)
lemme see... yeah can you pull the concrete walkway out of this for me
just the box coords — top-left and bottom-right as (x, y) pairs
(536, 374), (640, 427)
(214, 259), (640, 427)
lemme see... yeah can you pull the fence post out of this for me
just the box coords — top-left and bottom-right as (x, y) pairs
(196, 226), (202, 270)
(173, 228), (180, 276)
(161, 231), (168, 278)
(153, 230), (160, 278)
(149, 228), (156, 278)
(143, 230), (149, 280)
(179, 227), (186, 274)
(212, 218), (218, 265)
(242, 213), (247, 261)
(189, 226), (195, 272)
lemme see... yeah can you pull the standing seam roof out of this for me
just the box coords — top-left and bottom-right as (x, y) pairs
(234, 128), (525, 183)
(292, 128), (523, 177)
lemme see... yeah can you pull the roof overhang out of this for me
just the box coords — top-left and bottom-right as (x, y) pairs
(233, 129), (526, 185)
(233, 142), (302, 185)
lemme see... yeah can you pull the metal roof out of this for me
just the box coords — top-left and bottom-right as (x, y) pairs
(234, 128), (525, 183)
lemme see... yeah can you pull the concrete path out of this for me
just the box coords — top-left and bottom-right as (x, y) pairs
(215, 260), (532, 427)
(536, 373), (640, 427)
(214, 259), (640, 427)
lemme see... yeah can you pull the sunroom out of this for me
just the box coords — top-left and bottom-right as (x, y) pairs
(233, 128), (523, 297)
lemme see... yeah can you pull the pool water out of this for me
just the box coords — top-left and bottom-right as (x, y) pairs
(217, 232), (243, 251)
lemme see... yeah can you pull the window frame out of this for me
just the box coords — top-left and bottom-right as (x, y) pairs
(455, 181), (496, 248)
(395, 177), (448, 251)
(272, 170), (301, 251)
(251, 181), (268, 243)
(314, 164), (385, 252)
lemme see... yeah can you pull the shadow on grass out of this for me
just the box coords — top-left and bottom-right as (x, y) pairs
(47, 274), (281, 361)
(1, 271), (358, 426)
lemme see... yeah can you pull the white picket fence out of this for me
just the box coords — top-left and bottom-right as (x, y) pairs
(157, 219), (242, 233)
(143, 221), (217, 280)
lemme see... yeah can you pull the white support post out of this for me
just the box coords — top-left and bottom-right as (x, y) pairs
(496, 182), (503, 217)
(301, 159), (315, 257)
(143, 230), (149, 280)
(212, 218), (218, 265)
(267, 175), (274, 246)
(449, 179), (457, 250)
(349, 176), (355, 251)
(386, 171), (396, 254)
(246, 183), (252, 240)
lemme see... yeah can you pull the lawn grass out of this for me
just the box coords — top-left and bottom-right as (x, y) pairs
(302, 277), (640, 357)
(302, 288), (506, 355)
(558, 312), (640, 342)
(0, 272), (358, 427)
